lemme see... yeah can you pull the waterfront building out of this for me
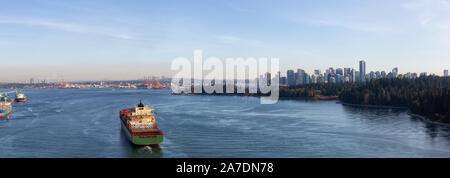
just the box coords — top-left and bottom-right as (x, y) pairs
(287, 70), (296, 86)
(280, 77), (287, 85)
(444, 70), (448, 77)
(296, 69), (305, 85)
(305, 73), (311, 84)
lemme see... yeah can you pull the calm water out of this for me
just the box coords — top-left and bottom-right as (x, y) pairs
(0, 89), (449, 158)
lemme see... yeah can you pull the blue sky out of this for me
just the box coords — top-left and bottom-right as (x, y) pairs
(1, 0), (449, 82)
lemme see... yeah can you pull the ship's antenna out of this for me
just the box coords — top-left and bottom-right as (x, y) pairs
(138, 99), (144, 107)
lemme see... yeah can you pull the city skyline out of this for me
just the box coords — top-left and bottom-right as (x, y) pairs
(4, 59), (450, 84)
(1, 0), (450, 82)
(282, 60), (416, 86)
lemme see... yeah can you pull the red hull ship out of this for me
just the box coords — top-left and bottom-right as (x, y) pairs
(120, 101), (163, 146)
(15, 92), (27, 103)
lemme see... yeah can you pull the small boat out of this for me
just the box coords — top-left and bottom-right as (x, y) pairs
(15, 91), (27, 103)
(136, 84), (149, 89)
(120, 101), (163, 146)
(0, 95), (12, 117)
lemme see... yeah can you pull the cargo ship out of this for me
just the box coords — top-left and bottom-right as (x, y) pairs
(0, 95), (12, 117)
(120, 101), (163, 146)
(15, 92), (27, 103)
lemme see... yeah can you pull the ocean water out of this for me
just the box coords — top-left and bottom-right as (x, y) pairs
(0, 89), (449, 158)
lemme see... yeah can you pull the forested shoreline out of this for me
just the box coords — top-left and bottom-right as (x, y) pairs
(281, 76), (450, 123)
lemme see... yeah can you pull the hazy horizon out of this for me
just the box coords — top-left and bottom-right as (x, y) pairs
(1, 0), (450, 82)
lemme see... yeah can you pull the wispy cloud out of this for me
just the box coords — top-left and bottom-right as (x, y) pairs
(288, 16), (395, 33)
(0, 17), (136, 40)
(224, 0), (256, 14)
(402, 0), (450, 29)
(299, 19), (393, 32)
(216, 35), (266, 47)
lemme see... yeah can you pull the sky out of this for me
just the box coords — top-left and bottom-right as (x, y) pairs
(1, 0), (450, 82)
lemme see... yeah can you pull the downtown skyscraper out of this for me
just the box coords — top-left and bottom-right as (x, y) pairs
(359, 60), (366, 82)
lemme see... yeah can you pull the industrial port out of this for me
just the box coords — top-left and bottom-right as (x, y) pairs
(0, 76), (172, 90)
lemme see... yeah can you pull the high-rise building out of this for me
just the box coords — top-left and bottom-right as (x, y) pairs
(329, 67), (335, 75)
(444, 70), (448, 77)
(351, 69), (356, 82)
(381, 71), (386, 78)
(375, 71), (381, 79)
(344, 68), (351, 77)
(314, 69), (321, 76)
(336, 74), (344, 83)
(344, 76), (350, 82)
(305, 73), (311, 84)
(311, 74), (317, 84)
(330, 77), (336, 83)
(355, 71), (360, 82)
(29, 78), (34, 84)
(369, 71), (375, 80)
(280, 77), (287, 85)
(287, 70), (296, 86)
(392, 67), (398, 77)
(359, 60), (366, 82)
(296, 69), (305, 85)
(336, 68), (343, 75)
(324, 73), (329, 83)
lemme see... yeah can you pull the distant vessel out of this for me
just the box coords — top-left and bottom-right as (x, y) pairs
(15, 91), (27, 103)
(0, 95), (12, 117)
(136, 84), (149, 89)
(120, 101), (163, 146)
